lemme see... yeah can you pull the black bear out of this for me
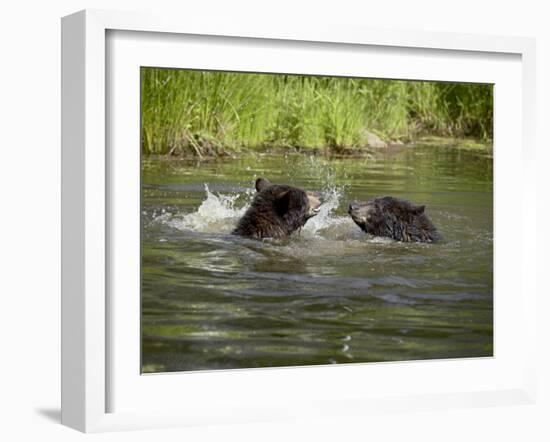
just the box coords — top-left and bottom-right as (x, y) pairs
(348, 196), (440, 243)
(232, 178), (322, 239)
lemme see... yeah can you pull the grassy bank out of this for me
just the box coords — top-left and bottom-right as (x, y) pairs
(141, 68), (493, 156)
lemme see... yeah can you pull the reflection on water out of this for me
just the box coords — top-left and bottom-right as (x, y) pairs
(141, 145), (493, 373)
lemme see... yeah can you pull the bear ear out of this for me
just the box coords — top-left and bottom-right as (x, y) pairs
(255, 178), (271, 192)
(274, 190), (291, 215)
(411, 204), (425, 215)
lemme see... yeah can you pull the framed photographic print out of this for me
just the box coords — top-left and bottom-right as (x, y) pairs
(61, 9), (537, 433)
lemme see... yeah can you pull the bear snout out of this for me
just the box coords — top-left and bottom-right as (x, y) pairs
(306, 191), (322, 216)
(349, 202), (360, 213)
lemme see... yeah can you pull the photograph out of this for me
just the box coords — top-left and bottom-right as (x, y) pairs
(140, 67), (494, 373)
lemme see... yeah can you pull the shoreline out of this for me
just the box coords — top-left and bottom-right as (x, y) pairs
(142, 137), (493, 161)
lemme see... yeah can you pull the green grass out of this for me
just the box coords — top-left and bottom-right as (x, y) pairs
(141, 68), (493, 156)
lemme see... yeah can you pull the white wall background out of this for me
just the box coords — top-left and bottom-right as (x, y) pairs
(0, 1), (547, 441)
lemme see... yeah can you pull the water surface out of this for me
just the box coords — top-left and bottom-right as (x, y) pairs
(141, 145), (493, 373)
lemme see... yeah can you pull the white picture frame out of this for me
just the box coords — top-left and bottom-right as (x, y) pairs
(61, 9), (537, 433)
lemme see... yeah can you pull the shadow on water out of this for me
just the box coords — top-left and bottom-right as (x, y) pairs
(141, 145), (493, 373)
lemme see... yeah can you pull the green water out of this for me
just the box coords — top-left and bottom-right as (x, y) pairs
(141, 145), (493, 373)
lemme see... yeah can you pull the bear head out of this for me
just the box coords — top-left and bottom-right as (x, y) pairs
(232, 178), (322, 239)
(348, 196), (438, 242)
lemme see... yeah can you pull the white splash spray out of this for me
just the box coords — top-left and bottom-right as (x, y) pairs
(159, 185), (253, 234)
(301, 185), (350, 238)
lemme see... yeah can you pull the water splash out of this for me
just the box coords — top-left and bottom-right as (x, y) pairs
(302, 185), (350, 238)
(159, 184), (253, 234)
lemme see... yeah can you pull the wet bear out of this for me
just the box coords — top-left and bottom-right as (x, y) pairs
(232, 178), (322, 239)
(348, 196), (440, 243)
